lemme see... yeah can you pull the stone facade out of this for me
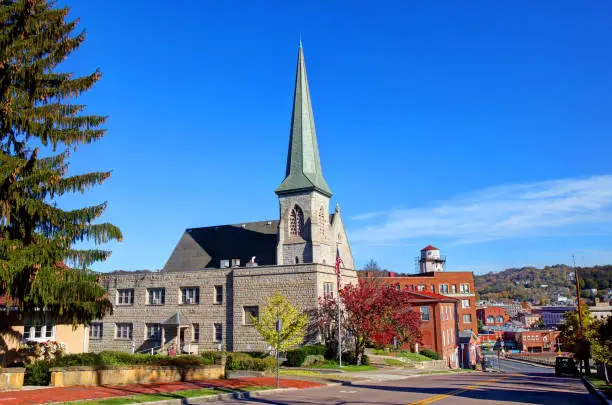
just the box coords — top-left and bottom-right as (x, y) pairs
(91, 264), (357, 354)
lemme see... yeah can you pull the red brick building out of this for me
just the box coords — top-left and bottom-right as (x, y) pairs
(476, 306), (508, 327)
(377, 271), (477, 334)
(513, 330), (560, 353)
(404, 291), (459, 368)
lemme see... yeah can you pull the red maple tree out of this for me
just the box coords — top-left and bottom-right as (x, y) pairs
(340, 278), (422, 365)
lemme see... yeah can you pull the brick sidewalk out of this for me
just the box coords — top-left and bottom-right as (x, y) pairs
(0, 377), (322, 405)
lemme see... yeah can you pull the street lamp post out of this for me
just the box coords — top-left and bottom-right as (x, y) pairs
(275, 319), (282, 389)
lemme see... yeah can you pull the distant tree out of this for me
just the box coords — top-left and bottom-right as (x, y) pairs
(252, 292), (308, 352)
(0, 0), (122, 327)
(362, 259), (381, 272)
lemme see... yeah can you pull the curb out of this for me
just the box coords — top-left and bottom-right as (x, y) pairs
(107, 382), (338, 405)
(582, 377), (612, 405)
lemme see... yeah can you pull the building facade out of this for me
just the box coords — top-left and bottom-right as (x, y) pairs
(378, 258), (477, 334)
(404, 291), (459, 368)
(476, 306), (508, 327)
(90, 44), (357, 354)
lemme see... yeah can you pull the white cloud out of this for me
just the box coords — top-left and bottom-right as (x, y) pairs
(350, 175), (612, 245)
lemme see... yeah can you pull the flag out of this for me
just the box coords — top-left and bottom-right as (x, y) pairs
(335, 248), (343, 287)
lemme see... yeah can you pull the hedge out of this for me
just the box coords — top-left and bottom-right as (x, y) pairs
(286, 345), (328, 367)
(225, 352), (276, 371)
(419, 349), (441, 360)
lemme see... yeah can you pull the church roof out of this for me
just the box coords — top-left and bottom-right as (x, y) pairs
(162, 220), (279, 272)
(275, 43), (332, 197)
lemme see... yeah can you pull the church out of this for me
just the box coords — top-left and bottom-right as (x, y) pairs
(89, 44), (357, 354)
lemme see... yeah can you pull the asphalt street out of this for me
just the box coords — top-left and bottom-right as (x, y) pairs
(209, 365), (598, 405)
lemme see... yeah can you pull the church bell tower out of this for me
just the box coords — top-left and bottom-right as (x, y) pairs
(276, 43), (334, 266)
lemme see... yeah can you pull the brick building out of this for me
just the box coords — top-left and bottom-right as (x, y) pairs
(510, 330), (560, 353)
(403, 291), (459, 368)
(476, 306), (508, 327)
(375, 262), (477, 334)
(90, 44), (358, 354)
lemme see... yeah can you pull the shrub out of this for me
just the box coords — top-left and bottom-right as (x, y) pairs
(226, 352), (276, 371)
(286, 345), (328, 367)
(419, 349), (441, 360)
(54, 353), (104, 367)
(201, 351), (225, 365)
(24, 360), (52, 386)
(342, 351), (370, 366)
(302, 355), (326, 367)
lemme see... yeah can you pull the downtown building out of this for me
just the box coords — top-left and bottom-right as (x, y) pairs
(88, 44), (357, 355)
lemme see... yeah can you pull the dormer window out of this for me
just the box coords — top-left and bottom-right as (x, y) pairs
(232, 258), (240, 267)
(220, 260), (230, 268)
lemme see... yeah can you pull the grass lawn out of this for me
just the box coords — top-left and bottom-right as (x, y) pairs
(586, 376), (612, 399)
(384, 359), (407, 367)
(280, 369), (322, 376)
(398, 352), (432, 362)
(315, 360), (377, 372)
(60, 386), (272, 405)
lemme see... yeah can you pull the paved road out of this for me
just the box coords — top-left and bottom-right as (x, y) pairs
(484, 354), (552, 374)
(211, 370), (598, 404)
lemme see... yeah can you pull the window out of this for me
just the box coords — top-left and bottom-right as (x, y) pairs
(181, 287), (200, 304)
(295, 256), (299, 264)
(442, 330), (446, 345)
(193, 324), (199, 342)
(486, 315), (495, 324)
(148, 288), (165, 305)
(146, 324), (161, 340)
(439, 284), (449, 294)
(289, 205), (304, 237)
(461, 299), (470, 308)
(117, 289), (134, 305)
(244, 306), (259, 325)
(220, 259), (230, 268)
(323, 282), (334, 299)
(395, 284), (401, 290)
(232, 258), (240, 267)
(420, 306), (430, 321)
(417, 284), (425, 292)
(319, 206), (327, 238)
(23, 320), (54, 341)
(463, 314), (472, 323)
(214, 286), (223, 304)
(460, 284), (470, 293)
(116, 323), (133, 339)
(90, 323), (103, 339)
(214, 323), (222, 342)
(451, 285), (457, 293)
(496, 315), (504, 324)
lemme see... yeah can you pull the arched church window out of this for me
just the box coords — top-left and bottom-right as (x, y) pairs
(295, 256), (299, 264)
(289, 205), (304, 237)
(319, 206), (326, 239)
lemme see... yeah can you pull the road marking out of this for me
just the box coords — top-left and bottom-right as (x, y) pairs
(405, 377), (508, 405)
(340, 390), (357, 393)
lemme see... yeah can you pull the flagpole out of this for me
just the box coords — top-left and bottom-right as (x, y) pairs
(336, 246), (342, 368)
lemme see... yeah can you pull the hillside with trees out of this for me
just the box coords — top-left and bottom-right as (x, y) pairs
(475, 265), (612, 303)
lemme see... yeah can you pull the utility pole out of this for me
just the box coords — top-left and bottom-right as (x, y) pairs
(573, 255), (583, 332)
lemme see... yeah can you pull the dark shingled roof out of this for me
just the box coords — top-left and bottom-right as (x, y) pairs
(162, 220), (279, 272)
(162, 312), (192, 326)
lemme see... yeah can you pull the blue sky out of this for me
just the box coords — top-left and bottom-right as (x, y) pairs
(55, 1), (612, 274)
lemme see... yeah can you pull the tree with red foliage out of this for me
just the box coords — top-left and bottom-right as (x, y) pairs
(340, 278), (421, 365)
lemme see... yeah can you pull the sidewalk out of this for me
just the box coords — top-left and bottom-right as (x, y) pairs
(0, 378), (322, 405)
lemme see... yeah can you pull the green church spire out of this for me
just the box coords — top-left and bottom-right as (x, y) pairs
(275, 44), (333, 197)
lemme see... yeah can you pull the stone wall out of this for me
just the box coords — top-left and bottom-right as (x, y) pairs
(50, 364), (224, 387)
(0, 367), (24, 391)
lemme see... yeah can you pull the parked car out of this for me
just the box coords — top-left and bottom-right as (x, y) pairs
(555, 356), (578, 377)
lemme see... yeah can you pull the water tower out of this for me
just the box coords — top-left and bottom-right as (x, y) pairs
(418, 245), (446, 273)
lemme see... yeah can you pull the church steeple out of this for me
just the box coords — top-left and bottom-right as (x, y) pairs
(275, 43), (332, 198)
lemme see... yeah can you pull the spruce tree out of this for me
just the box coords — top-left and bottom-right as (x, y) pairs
(0, 0), (122, 326)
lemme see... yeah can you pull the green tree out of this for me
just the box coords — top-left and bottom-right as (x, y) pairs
(558, 306), (595, 375)
(591, 317), (612, 383)
(0, 0), (121, 326)
(252, 292), (308, 352)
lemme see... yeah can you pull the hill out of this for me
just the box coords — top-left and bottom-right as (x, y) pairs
(475, 265), (612, 303)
